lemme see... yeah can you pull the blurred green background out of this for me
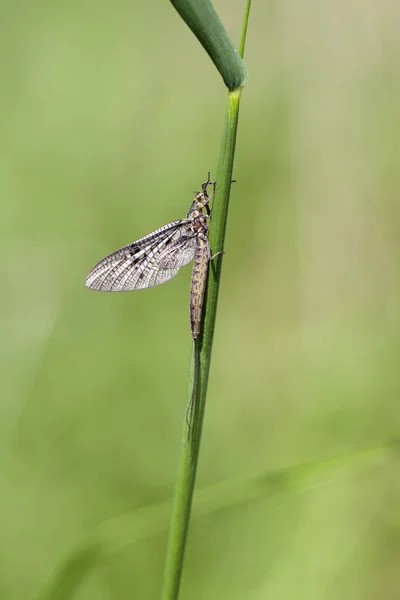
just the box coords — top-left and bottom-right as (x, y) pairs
(2, 1), (400, 598)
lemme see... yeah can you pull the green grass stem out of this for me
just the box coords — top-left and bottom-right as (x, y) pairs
(161, 2), (252, 599)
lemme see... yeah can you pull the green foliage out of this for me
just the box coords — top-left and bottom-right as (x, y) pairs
(170, 0), (248, 90)
(162, 4), (251, 598)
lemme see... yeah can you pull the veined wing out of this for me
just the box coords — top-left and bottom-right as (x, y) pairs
(85, 220), (197, 292)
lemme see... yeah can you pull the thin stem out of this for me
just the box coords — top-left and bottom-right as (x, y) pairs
(162, 13), (249, 600)
(162, 94), (243, 600)
(239, 0), (252, 58)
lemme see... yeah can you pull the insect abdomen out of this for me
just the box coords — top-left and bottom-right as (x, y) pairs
(190, 238), (209, 339)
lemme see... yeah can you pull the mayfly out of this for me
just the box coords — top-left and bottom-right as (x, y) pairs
(85, 174), (219, 437)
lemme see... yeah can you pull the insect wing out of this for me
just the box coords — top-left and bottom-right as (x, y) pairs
(135, 235), (197, 289)
(85, 220), (196, 292)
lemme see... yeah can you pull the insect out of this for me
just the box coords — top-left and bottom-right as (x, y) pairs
(86, 174), (219, 441)
(85, 174), (217, 342)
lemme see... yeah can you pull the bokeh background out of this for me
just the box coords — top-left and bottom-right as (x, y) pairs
(2, 1), (400, 598)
